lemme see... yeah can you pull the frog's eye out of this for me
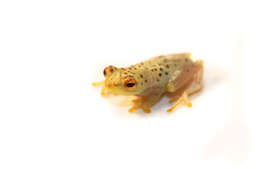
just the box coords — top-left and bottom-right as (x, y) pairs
(103, 65), (116, 77)
(124, 78), (137, 90)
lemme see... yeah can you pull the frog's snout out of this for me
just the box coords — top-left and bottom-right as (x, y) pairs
(105, 80), (121, 88)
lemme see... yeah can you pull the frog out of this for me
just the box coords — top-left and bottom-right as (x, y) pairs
(92, 52), (203, 113)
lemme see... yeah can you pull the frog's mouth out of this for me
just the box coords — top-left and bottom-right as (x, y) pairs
(105, 84), (138, 96)
(104, 80), (122, 95)
(106, 86), (129, 95)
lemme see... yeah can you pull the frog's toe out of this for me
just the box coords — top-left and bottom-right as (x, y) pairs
(100, 86), (108, 96)
(128, 105), (151, 114)
(92, 80), (107, 96)
(141, 106), (151, 113)
(128, 96), (152, 114)
(167, 92), (192, 113)
(128, 107), (137, 113)
(92, 80), (105, 86)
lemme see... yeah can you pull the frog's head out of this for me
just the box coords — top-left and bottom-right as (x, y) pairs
(103, 65), (141, 96)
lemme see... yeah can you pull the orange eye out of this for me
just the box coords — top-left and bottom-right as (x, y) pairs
(103, 65), (116, 77)
(124, 78), (137, 90)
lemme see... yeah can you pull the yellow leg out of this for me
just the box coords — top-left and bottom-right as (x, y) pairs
(100, 87), (106, 96)
(128, 97), (141, 113)
(169, 94), (181, 103)
(128, 105), (151, 114)
(92, 80), (105, 86)
(167, 92), (192, 113)
(128, 96), (151, 114)
(92, 80), (107, 96)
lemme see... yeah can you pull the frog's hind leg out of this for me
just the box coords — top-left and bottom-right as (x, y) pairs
(167, 60), (203, 113)
(184, 60), (203, 96)
(167, 92), (192, 113)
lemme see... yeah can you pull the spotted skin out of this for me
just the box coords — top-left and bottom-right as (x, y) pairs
(93, 53), (203, 113)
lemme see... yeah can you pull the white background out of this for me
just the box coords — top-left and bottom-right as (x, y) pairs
(0, 0), (259, 169)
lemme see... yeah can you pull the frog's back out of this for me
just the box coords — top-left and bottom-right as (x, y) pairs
(146, 53), (193, 70)
(130, 53), (193, 76)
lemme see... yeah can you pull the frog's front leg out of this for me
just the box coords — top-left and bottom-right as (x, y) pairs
(128, 87), (163, 113)
(128, 96), (151, 113)
(166, 60), (203, 113)
(92, 80), (108, 96)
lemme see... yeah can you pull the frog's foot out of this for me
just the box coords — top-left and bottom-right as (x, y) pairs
(128, 105), (151, 114)
(166, 86), (184, 103)
(100, 86), (107, 96)
(92, 80), (107, 96)
(128, 96), (151, 114)
(167, 92), (192, 113)
(92, 80), (105, 86)
(168, 94), (181, 103)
